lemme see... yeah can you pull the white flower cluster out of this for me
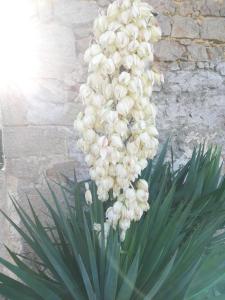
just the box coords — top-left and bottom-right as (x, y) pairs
(75, 0), (163, 239)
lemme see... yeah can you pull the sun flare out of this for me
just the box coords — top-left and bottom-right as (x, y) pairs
(0, 0), (39, 89)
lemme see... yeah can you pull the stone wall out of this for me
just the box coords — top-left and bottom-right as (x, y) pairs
(0, 0), (224, 260)
(151, 0), (225, 166)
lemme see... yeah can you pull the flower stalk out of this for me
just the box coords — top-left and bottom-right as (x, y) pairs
(75, 0), (163, 239)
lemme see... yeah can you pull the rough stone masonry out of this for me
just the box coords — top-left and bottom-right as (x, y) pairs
(0, 0), (224, 261)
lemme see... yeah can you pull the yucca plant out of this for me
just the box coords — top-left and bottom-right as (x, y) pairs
(0, 144), (225, 300)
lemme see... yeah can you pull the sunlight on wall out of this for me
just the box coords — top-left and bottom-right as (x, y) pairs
(0, 0), (40, 89)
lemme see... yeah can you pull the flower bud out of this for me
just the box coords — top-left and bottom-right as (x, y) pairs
(120, 10), (131, 24)
(128, 77), (143, 96)
(107, 2), (119, 18)
(125, 188), (136, 202)
(89, 53), (106, 72)
(99, 31), (116, 48)
(114, 84), (127, 99)
(90, 144), (99, 156)
(74, 112), (84, 131)
(111, 134), (124, 148)
(80, 84), (92, 99)
(136, 18), (147, 29)
(150, 26), (162, 42)
(119, 0), (131, 9)
(83, 114), (95, 128)
(126, 24), (139, 39)
(144, 85), (153, 97)
(116, 96), (134, 115)
(139, 159), (148, 169)
(116, 164), (127, 178)
(102, 59), (115, 75)
(112, 51), (121, 66)
(153, 71), (163, 85)
(94, 16), (108, 36)
(90, 44), (102, 55)
(140, 132), (151, 146)
(131, 4), (140, 18)
(118, 72), (131, 85)
(103, 177), (114, 190)
(127, 142), (139, 155)
(85, 190), (93, 205)
(139, 3), (153, 17)
(113, 201), (123, 213)
(106, 207), (116, 223)
(103, 84), (113, 99)
(128, 40), (139, 52)
(87, 73), (103, 92)
(116, 32), (129, 49)
(84, 48), (92, 63)
(84, 129), (96, 143)
(92, 94), (105, 107)
(120, 230), (126, 242)
(98, 136), (108, 148)
(123, 55), (134, 69)
(119, 219), (131, 231)
(114, 120), (128, 137)
(140, 29), (151, 42)
(137, 42), (151, 58)
(105, 110), (118, 123)
(134, 206), (143, 221)
(136, 189), (148, 203)
(93, 223), (101, 232)
(148, 126), (158, 136)
(85, 183), (93, 204)
(140, 202), (150, 211)
(85, 154), (94, 166)
(137, 179), (148, 192)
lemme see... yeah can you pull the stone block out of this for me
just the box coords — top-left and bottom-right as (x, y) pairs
(163, 70), (224, 94)
(1, 79), (80, 126)
(186, 70), (224, 92)
(201, 17), (225, 42)
(172, 16), (200, 39)
(76, 36), (92, 56)
(178, 1), (194, 16)
(29, 79), (70, 104)
(169, 62), (180, 71)
(154, 40), (186, 61)
(53, 0), (98, 25)
(179, 62), (196, 70)
(46, 160), (76, 181)
(36, 23), (76, 80)
(216, 62), (225, 75)
(221, 3), (225, 16)
(207, 45), (225, 62)
(180, 39), (192, 46)
(6, 157), (41, 183)
(4, 126), (70, 159)
(27, 102), (79, 126)
(197, 62), (205, 69)
(187, 44), (209, 61)
(158, 15), (172, 36)
(146, 0), (176, 14)
(73, 24), (93, 39)
(196, 0), (224, 16)
(0, 88), (28, 126)
(155, 90), (225, 164)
